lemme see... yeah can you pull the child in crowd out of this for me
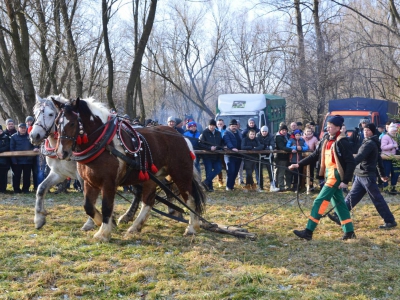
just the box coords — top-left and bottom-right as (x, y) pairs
(286, 129), (309, 191)
(241, 129), (263, 191)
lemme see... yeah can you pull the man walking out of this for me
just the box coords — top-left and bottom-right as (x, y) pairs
(289, 115), (357, 240)
(328, 123), (397, 229)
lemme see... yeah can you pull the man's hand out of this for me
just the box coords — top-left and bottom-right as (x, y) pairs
(33, 148), (40, 152)
(297, 146), (302, 151)
(232, 148), (238, 152)
(292, 149), (297, 153)
(211, 146), (216, 151)
(381, 177), (389, 182)
(338, 182), (348, 189)
(288, 164), (299, 170)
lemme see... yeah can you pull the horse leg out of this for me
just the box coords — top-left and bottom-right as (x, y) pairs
(93, 185), (117, 242)
(82, 184), (102, 227)
(125, 181), (156, 237)
(182, 193), (201, 236)
(35, 171), (65, 229)
(118, 185), (142, 224)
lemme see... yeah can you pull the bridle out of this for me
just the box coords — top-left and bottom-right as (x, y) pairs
(56, 107), (81, 151)
(34, 102), (58, 139)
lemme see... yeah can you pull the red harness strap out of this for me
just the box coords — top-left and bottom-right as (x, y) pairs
(72, 116), (118, 164)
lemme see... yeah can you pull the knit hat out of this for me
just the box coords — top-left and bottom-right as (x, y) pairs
(167, 116), (175, 122)
(293, 129), (302, 135)
(261, 125), (269, 132)
(279, 124), (288, 131)
(364, 123), (377, 135)
(388, 123), (398, 135)
(248, 118), (255, 124)
(229, 119), (238, 126)
(175, 118), (182, 125)
(296, 121), (303, 126)
(187, 121), (197, 128)
(309, 121), (316, 126)
(328, 115), (344, 127)
(18, 123), (27, 128)
(25, 116), (34, 123)
(209, 119), (217, 126)
(6, 119), (14, 125)
(360, 118), (370, 124)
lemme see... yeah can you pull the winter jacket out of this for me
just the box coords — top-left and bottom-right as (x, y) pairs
(183, 130), (201, 150)
(274, 132), (292, 160)
(380, 133), (398, 157)
(199, 128), (223, 161)
(242, 125), (260, 138)
(354, 135), (385, 177)
(223, 128), (242, 150)
(286, 137), (309, 163)
(10, 132), (35, 164)
(256, 132), (275, 150)
(303, 135), (319, 151)
(0, 133), (10, 166)
(241, 137), (263, 159)
(4, 128), (16, 137)
(298, 132), (356, 184)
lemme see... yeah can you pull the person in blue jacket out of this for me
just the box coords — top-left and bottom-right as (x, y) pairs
(184, 121), (201, 175)
(286, 129), (308, 191)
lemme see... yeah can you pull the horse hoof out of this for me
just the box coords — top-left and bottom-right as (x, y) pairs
(93, 232), (111, 242)
(34, 216), (46, 229)
(81, 221), (96, 231)
(126, 226), (141, 234)
(184, 228), (196, 236)
(117, 214), (131, 225)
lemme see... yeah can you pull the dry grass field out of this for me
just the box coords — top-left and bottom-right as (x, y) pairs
(0, 183), (399, 300)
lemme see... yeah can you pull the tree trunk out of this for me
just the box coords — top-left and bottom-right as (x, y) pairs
(102, 0), (116, 109)
(125, 0), (157, 115)
(59, 0), (83, 97)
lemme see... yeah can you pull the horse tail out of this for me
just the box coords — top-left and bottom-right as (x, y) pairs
(191, 167), (206, 215)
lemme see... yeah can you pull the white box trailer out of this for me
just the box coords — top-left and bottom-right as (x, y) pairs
(216, 94), (286, 133)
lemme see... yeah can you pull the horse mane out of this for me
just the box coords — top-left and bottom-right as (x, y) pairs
(33, 94), (68, 115)
(79, 97), (110, 123)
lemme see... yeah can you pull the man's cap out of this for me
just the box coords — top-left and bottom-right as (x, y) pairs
(360, 118), (370, 124)
(279, 124), (288, 131)
(209, 119), (217, 126)
(328, 115), (344, 127)
(261, 125), (269, 132)
(296, 121), (303, 126)
(187, 121), (197, 128)
(175, 118), (182, 125)
(364, 123), (377, 135)
(293, 129), (302, 135)
(25, 116), (34, 123)
(167, 116), (175, 122)
(18, 123), (27, 128)
(229, 119), (238, 125)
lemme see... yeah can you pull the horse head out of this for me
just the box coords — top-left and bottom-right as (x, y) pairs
(55, 97), (106, 160)
(30, 94), (66, 145)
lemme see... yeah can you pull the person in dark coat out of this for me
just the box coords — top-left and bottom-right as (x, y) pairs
(223, 119), (242, 191)
(199, 119), (224, 192)
(289, 115), (357, 241)
(241, 118), (260, 138)
(4, 119), (16, 137)
(256, 126), (279, 192)
(274, 124), (293, 192)
(241, 129), (263, 191)
(286, 129), (309, 191)
(10, 123), (39, 193)
(328, 123), (397, 229)
(0, 125), (10, 193)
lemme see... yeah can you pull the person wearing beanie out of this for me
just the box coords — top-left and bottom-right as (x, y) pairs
(274, 124), (293, 192)
(198, 119), (224, 192)
(286, 128), (309, 192)
(328, 123), (397, 229)
(0, 124), (10, 193)
(241, 129), (263, 192)
(241, 117), (260, 138)
(256, 125), (279, 192)
(289, 115), (357, 240)
(381, 122), (399, 193)
(175, 118), (184, 134)
(303, 126), (319, 191)
(223, 119), (243, 191)
(4, 119), (16, 137)
(184, 121), (201, 175)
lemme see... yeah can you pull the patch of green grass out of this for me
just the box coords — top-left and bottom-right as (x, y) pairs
(0, 186), (400, 299)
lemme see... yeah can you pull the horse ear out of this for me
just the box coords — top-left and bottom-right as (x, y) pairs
(51, 97), (63, 110)
(36, 94), (43, 102)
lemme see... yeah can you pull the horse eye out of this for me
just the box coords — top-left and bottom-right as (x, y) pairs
(49, 113), (54, 117)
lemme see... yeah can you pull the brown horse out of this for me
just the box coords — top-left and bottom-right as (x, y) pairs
(53, 97), (206, 241)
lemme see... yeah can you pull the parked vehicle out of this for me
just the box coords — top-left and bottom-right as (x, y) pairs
(320, 97), (398, 138)
(216, 94), (286, 134)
